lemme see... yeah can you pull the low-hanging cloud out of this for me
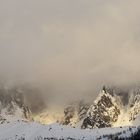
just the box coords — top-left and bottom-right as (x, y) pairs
(0, 0), (140, 103)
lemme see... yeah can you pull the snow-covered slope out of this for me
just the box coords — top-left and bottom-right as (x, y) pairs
(0, 121), (138, 140)
(0, 101), (31, 124)
(0, 87), (32, 124)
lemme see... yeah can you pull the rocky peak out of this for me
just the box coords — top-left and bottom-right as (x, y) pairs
(81, 90), (121, 129)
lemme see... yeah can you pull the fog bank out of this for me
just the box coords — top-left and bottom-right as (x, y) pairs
(0, 0), (140, 102)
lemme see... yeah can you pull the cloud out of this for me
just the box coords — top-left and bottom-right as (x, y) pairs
(0, 0), (140, 102)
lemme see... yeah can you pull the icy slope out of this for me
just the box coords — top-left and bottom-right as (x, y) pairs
(0, 121), (138, 140)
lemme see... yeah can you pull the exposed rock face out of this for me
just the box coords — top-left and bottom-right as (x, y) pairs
(81, 90), (121, 129)
(61, 101), (90, 127)
(77, 101), (90, 121)
(128, 88), (140, 121)
(61, 105), (76, 126)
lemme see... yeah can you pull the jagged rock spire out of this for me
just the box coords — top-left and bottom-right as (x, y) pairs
(102, 85), (107, 93)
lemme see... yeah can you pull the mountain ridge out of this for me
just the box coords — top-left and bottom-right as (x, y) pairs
(0, 86), (140, 129)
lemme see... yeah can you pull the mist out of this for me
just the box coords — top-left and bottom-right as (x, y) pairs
(0, 0), (140, 105)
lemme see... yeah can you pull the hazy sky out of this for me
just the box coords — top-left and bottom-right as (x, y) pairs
(0, 0), (140, 100)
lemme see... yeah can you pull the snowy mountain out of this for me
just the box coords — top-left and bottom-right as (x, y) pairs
(0, 86), (140, 139)
(0, 87), (32, 124)
(1, 86), (140, 129)
(0, 120), (139, 140)
(80, 87), (140, 129)
(1, 85), (140, 140)
(33, 87), (140, 129)
(81, 89), (121, 129)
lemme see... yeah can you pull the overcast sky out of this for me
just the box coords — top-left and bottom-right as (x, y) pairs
(0, 0), (140, 100)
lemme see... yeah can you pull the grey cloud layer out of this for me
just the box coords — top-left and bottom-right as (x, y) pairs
(0, 0), (140, 99)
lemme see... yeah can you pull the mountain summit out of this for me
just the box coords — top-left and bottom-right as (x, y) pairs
(0, 87), (32, 124)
